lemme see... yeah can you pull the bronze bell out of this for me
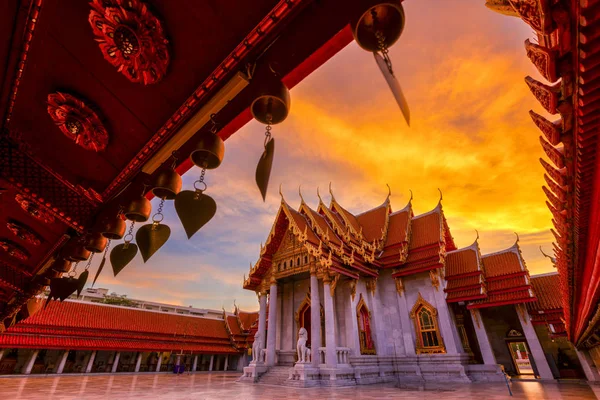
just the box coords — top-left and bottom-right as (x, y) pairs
(250, 77), (290, 125)
(152, 168), (182, 199)
(101, 215), (126, 240)
(351, 0), (405, 52)
(84, 232), (108, 253)
(190, 132), (225, 170)
(124, 195), (152, 222)
(50, 258), (72, 273)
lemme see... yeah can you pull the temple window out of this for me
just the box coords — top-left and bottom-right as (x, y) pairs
(297, 257), (300, 266)
(284, 261), (287, 269)
(304, 255), (308, 264)
(356, 294), (376, 355)
(410, 293), (445, 354)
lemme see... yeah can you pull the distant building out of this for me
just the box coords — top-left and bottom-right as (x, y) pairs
(0, 293), (258, 375)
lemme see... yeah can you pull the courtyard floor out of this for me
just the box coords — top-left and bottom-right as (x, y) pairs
(1, 372), (599, 399)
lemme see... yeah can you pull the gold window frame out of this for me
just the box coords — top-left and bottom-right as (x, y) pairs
(409, 293), (446, 354)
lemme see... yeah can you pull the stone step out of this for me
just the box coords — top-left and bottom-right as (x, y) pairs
(257, 367), (292, 385)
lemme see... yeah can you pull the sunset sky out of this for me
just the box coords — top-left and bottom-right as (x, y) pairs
(92, 1), (556, 311)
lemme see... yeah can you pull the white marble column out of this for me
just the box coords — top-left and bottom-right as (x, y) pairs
(345, 282), (361, 356)
(310, 271), (322, 366)
(175, 354), (181, 366)
(192, 355), (198, 372)
(576, 348), (600, 382)
(0, 349), (4, 363)
(323, 277), (337, 367)
(55, 350), (69, 374)
(111, 352), (121, 373)
(85, 351), (97, 373)
(395, 280), (416, 355)
(470, 309), (497, 365)
(258, 292), (268, 353)
(156, 352), (163, 372)
(366, 286), (386, 355)
(209, 355), (214, 371)
(266, 280), (278, 366)
(224, 355), (229, 371)
(432, 285), (460, 354)
(515, 304), (553, 379)
(22, 350), (39, 375)
(134, 353), (142, 372)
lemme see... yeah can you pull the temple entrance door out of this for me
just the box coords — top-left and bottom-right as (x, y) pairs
(508, 341), (534, 375)
(299, 303), (311, 347)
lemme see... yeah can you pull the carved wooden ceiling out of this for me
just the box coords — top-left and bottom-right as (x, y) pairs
(0, 0), (379, 327)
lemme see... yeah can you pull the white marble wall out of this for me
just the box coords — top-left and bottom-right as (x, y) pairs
(370, 270), (405, 356)
(402, 271), (463, 355)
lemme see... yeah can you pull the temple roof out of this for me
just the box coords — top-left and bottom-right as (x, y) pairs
(467, 242), (535, 309)
(444, 240), (486, 303)
(0, 299), (253, 353)
(244, 188), (456, 290)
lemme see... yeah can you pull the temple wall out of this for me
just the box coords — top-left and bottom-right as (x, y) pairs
(334, 281), (347, 348)
(371, 270), (405, 356)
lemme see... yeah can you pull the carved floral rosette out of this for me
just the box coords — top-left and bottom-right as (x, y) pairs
(0, 238), (30, 261)
(6, 220), (42, 246)
(15, 194), (56, 224)
(47, 92), (108, 152)
(89, 0), (170, 85)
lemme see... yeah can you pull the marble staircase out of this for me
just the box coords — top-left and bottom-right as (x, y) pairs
(258, 366), (292, 385)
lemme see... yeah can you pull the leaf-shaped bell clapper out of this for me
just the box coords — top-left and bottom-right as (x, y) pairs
(84, 232), (108, 253)
(351, 0), (405, 52)
(250, 75), (290, 201)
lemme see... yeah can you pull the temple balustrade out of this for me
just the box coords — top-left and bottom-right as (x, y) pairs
(317, 347), (351, 365)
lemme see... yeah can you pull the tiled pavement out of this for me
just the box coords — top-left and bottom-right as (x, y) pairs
(1, 372), (599, 399)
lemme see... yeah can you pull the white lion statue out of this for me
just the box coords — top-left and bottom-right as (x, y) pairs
(297, 327), (310, 363)
(252, 332), (263, 363)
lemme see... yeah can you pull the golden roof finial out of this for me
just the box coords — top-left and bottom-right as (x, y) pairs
(514, 232), (520, 244)
(299, 185), (305, 205)
(329, 182), (336, 203)
(475, 230), (479, 241)
(409, 189), (413, 203)
(438, 188), (443, 203)
(386, 183), (391, 201)
(279, 183), (284, 202)
(317, 187), (324, 204)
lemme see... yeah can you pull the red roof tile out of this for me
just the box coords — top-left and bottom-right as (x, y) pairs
(383, 209), (411, 249)
(445, 247), (480, 277)
(0, 300), (239, 353)
(409, 211), (441, 250)
(527, 273), (563, 312)
(238, 311), (258, 331)
(481, 249), (525, 277)
(356, 202), (389, 243)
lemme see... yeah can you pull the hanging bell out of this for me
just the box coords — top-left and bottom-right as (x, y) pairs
(152, 168), (182, 200)
(351, 0), (405, 52)
(50, 258), (72, 273)
(190, 132), (225, 170)
(61, 238), (90, 262)
(250, 77), (290, 125)
(100, 215), (126, 240)
(84, 232), (108, 253)
(124, 195), (152, 222)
